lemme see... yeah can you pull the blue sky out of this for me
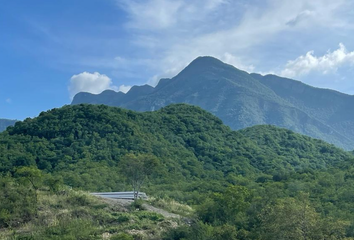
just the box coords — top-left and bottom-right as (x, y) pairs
(1, 0), (354, 120)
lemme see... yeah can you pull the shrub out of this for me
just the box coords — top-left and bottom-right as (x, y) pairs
(129, 199), (145, 211)
(111, 233), (134, 240)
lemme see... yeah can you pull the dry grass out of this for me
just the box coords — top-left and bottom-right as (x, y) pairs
(0, 190), (187, 240)
(148, 197), (194, 217)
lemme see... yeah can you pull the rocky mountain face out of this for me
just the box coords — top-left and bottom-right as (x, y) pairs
(0, 119), (16, 132)
(72, 56), (354, 150)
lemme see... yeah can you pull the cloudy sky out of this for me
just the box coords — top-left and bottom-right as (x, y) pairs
(1, 0), (354, 120)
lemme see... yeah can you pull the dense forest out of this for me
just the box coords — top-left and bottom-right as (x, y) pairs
(1, 104), (354, 239)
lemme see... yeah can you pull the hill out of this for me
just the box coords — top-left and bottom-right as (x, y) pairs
(72, 57), (354, 150)
(0, 118), (16, 132)
(2, 104), (354, 238)
(1, 104), (351, 191)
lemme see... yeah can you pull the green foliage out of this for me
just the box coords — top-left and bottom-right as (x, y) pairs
(44, 175), (63, 193)
(40, 218), (99, 240)
(15, 166), (43, 190)
(119, 153), (159, 199)
(72, 56), (354, 150)
(130, 199), (146, 211)
(1, 187), (173, 239)
(0, 175), (38, 228)
(1, 104), (354, 238)
(111, 233), (134, 240)
(257, 194), (350, 240)
(163, 222), (238, 240)
(1, 103), (352, 197)
(197, 185), (250, 225)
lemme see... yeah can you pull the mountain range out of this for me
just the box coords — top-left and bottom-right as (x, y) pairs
(0, 119), (17, 132)
(72, 56), (354, 150)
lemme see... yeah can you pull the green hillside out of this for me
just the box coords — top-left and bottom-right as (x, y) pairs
(72, 56), (354, 150)
(1, 104), (354, 239)
(2, 104), (351, 192)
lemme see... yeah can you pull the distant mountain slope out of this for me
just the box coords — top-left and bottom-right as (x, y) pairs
(0, 119), (16, 132)
(251, 74), (354, 147)
(72, 57), (354, 150)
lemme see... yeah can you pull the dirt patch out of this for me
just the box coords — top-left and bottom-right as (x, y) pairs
(96, 197), (181, 219)
(142, 204), (181, 219)
(99, 197), (133, 212)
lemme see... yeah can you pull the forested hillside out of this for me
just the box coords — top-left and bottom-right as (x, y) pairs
(1, 104), (354, 239)
(72, 56), (354, 150)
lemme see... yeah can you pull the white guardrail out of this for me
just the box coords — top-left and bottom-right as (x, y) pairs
(90, 191), (148, 200)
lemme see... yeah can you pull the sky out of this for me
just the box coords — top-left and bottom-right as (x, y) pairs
(1, 0), (354, 120)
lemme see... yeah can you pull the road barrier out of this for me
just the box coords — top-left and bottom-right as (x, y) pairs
(90, 191), (148, 200)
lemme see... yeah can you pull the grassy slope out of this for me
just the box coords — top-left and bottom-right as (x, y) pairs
(0, 188), (185, 240)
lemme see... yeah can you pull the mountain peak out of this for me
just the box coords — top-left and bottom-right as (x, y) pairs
(191, 56), (224, 64)
(176, 56), (241, 78)
(187, 56), (233, 69)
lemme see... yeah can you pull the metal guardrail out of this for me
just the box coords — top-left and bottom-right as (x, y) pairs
(91, 191), (148, 200)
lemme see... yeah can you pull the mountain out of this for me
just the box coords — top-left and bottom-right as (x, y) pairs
(72, 56), (354, 150)
(0, 118), (16, 132)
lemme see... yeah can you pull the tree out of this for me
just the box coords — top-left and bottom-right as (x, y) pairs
(15, 166), (43, 203)
(119, 153), (159, 199)
(197, 185), (250, 225)
(259, 194), (322, 240)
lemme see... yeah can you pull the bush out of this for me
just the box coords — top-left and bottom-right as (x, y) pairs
(111, 233), (134, 240)
(0, 177), (37, 227)
(66, 192), (91, 206)
(130, 199), (145, 211)
(41, 218), (99, 240)
(116, 213), (131, 223)
(134, 212), (164, 221)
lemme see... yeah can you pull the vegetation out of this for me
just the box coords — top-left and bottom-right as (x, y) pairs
(0, 175), (174, 239)
(119, 153), (159, 199)
(72, 56), (354, 150)
(1, 103), (354, 239)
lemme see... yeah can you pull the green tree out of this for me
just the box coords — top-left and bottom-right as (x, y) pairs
(15, 166), (43, 202)
(197, 185), (250, 225)
(119, 153), (159, 199)
(259, 195), (321, 240)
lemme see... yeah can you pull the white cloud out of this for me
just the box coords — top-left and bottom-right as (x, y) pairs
(68, 72), (118, 99)
(119, 0), (184, 30)
(286, 10), (314, 26)
(114, 0), (351, 84)
(61, 0), (352, 96)
(281, 43), (354, 78)
(5, 98), (11, 104)
(221, 52), (255, 72)
(118, 84), (132, 93)
(117, 0), (227, 31)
